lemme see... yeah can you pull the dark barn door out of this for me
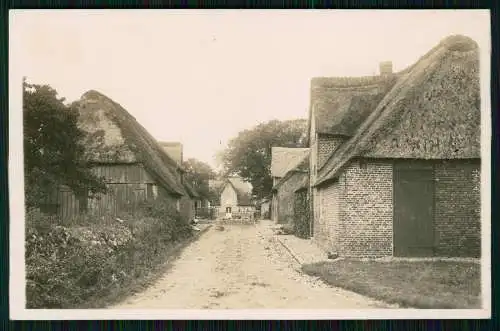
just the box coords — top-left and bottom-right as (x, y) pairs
(393, 162), (435, 257)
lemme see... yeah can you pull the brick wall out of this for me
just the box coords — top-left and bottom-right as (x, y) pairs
(314, 177), (344, 253)
(310, 133), (346, 238)
(434, 160), (481, 257)
(317, 135), (346, 169)
(276, 172), (307, 225)
(342, 160), (393, 258)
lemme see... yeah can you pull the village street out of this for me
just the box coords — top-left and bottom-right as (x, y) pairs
(112, 220), (391, 309)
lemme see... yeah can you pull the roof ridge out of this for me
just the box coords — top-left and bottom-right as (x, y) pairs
(310, 34), (477, 90)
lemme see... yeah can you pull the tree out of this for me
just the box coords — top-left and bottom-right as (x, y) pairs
(182, 158), (216, 199)
(219, 119), (307, 199)
(23, 79), (107, 209)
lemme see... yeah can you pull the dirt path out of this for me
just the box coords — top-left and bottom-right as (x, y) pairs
(112, 220), (390, 309)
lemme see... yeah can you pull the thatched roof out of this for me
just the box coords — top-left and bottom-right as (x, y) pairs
(185, 183), (200, 198)
(77, 90), (187, 196)
(315, 35), (480, 186)
(224, 176), (254, 206)
(270, 147), (310, 178)
(309, 76), (397, 138)
(272, 151), (310, 191)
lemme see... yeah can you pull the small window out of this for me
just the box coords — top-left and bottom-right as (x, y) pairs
(359, 160), (368, 170)
(176, 199), (181, 212)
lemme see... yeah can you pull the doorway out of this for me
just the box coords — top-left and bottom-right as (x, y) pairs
(393, 161), (435, 257)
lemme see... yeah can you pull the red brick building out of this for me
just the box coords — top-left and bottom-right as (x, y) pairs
(308, 35), (481, 258)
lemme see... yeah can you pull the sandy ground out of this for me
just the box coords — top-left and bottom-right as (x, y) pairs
(112, 220), (391, 309)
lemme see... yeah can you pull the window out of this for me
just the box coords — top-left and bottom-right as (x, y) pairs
(176, 199), (181, 212)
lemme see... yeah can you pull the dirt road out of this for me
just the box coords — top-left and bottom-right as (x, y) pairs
(112, 220), (390, 309)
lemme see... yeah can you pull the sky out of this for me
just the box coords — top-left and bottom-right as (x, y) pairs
(10, 10), (490, 168)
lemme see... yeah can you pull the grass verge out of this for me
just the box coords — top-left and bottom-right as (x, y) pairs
(302, 259), (481, 309)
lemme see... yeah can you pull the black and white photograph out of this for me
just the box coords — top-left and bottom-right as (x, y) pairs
(9, 9), (491, 319)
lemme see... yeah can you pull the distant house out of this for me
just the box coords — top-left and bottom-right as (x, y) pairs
(43, 90), (194, 222)
(218, 176), (255, 218)
(159, 141), (200, 222)
(270, 147), (309, 223)
(208, 179), (224, 207)
(271, 151), (309, 225)
(308, 35), (481, 258)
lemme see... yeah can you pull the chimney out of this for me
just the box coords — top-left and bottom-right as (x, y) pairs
(160, 141), (183, 166)
(379, 61), (393, 76)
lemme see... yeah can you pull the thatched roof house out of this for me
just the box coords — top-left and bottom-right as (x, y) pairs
(315, 34), (480, 187)
(308, 35), (481, 259)
(78, 90), (187, 197)
(61, 90), (201, 222)
(224, 176), (253, 206)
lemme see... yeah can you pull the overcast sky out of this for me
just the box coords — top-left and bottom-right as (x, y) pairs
(10, 10), (489, 168)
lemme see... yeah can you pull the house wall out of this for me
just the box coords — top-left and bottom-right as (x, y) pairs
(315, 160), (393, 258)
(293, 190), (310, 238)
(317, 135), (346, 169)
(342, 160), (394, 257)
(314, 177), (344, 253)
(434, 160), (481, 257)
(276, 172), (307, 225)
(316, 159), (481, 258)
(220, 184), (238, 208)
(43, 163), (179, 221)
(310, 132), (346, 236)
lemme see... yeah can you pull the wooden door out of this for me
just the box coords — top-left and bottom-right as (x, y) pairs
(393, 162), (435, 257)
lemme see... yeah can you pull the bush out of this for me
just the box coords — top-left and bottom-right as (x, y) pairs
(25, 198), (194, 308)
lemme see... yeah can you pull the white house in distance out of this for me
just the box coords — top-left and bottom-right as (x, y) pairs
(218, 176), (255, 219)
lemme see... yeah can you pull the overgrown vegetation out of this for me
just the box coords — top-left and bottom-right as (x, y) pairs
(26, 199), (194, 308)
(302, 259), (481, 309)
